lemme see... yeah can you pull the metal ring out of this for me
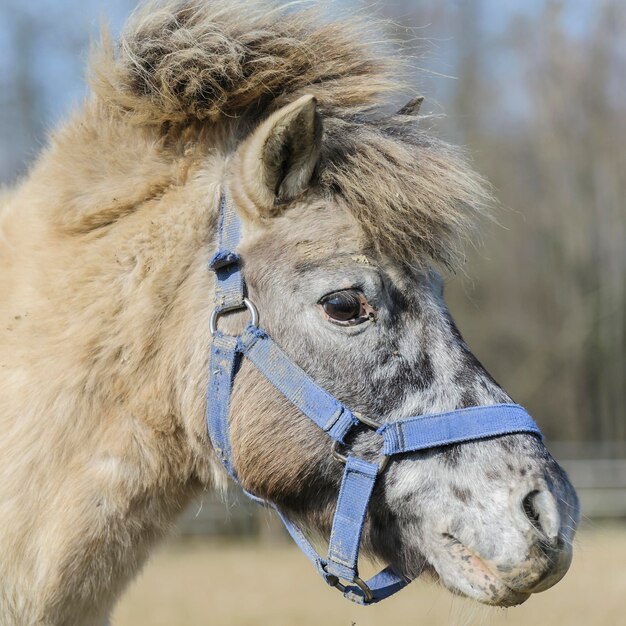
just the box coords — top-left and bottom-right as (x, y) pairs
(331, 411), (388, 472)
(331, 440), (389, 473)
(210, 297), (259, 336)
(353, 411), (382, 430)
(329, 572), (374, 603)
(353, 575), (375, 603)
(331, 440), (349, 465)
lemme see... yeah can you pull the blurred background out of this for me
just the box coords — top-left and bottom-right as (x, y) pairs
(1, 0), (624, 624)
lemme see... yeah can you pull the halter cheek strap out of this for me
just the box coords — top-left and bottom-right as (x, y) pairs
(206, 189), (542, 605)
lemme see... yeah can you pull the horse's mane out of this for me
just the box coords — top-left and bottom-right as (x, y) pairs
(91, 0), (492, 266)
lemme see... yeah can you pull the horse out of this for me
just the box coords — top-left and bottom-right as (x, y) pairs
(0, 1), (579, 624)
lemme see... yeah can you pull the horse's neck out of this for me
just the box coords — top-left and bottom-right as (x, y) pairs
(0, 105), (224, 625)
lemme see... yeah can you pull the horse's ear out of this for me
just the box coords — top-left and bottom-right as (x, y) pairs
(236, 94), (322, 215)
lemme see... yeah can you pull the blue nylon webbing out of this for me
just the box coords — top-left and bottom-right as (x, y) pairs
(209, 193), (245, 312)
(274, 503), (410, 604)
(378, 403), (542, 456)
(238, 326), (358, 443)
(205, 187), (543, 606)
(206, 333), (240, 479)
(245, 486), (410, 604)
(327, 457), (379, 581)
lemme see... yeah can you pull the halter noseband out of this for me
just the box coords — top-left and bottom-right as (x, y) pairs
(206, 189), (542, 605)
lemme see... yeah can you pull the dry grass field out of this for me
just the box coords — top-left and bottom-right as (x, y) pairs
(112, 525), (626, 626)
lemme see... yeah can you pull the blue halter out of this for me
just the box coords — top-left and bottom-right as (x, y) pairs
(206, 189), (542, 605)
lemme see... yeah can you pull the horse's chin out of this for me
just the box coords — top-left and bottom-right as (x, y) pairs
(413, 536), (533, 607)
(436, 563), (532, 608)
(443, 582), (531, 608)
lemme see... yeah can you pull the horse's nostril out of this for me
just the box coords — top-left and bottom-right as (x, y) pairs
(522, 490), (540, 527)
(521, 489), (560, 543)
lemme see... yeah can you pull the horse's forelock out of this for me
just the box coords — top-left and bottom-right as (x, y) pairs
(90, 0), (492, 266)
(319, 118), (493, 268)
(90, 0), (399, 126)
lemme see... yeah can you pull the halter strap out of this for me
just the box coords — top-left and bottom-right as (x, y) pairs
(209, 193), (245, 312)
(378, 403), (540, 455)
(238, 327), (358, 443)
(205, 187), (542, 605)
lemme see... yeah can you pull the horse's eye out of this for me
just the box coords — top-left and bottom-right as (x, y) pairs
(319, 290), (373, 326)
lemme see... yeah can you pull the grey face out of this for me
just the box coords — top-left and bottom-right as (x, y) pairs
(230, 202), (579, 607)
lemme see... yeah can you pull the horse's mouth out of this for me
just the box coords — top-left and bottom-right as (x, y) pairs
(430, 534), (532, 607)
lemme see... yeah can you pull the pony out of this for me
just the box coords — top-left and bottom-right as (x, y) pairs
(0, 1), (579, 624)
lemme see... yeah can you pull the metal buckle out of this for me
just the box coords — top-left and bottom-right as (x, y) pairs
(328, 572), (375, 603)
(331, 412), (389, 473)
(210, 297), (259, 336)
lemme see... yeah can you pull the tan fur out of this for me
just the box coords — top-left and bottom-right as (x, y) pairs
(91, 0), (400, 125)
(0, 2), (493, 623)
(317, 117), (492, 266)
(91, 0), (491, 265)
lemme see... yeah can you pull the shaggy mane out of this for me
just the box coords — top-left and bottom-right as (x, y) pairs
(92, 0), (491, 266)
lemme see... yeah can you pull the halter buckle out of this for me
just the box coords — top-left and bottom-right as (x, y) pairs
(331, 412), (389, 473)
(327, 572), (375, 603)
(210, 298), (259, 337)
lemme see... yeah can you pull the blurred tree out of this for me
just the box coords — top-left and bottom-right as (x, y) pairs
(0, 0), (136, 181)
(446, 0), (626, 447)
(379, 0), (625, 448)
(0, 4), (43, 177)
